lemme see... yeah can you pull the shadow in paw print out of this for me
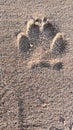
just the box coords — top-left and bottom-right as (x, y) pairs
(28, 23), (40, 43)
(17, 33), (30, 53)
(31, 61), (51, 69)
(42, 17), (58, 39)
(31, 64), (39, 69)
(53, 62), (63, 71)
(50, 33), (67, 57)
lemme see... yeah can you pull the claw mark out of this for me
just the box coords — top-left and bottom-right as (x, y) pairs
(35, 18), (42, 23)
(59, 116), (65, 124)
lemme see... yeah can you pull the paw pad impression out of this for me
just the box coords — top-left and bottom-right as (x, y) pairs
(16, 17), (67, 70)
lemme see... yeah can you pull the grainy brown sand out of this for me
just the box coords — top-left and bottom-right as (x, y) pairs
(0, 0), (73, 130)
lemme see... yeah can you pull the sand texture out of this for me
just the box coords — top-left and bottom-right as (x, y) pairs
(0, 0), (73, 130)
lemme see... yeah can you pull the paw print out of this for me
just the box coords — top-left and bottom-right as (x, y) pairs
(16, 17), (67, 70)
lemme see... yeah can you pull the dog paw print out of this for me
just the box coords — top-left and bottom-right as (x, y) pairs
(16, 17), (67, 70)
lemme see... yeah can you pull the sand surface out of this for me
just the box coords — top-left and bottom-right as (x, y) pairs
(0, 0), (73, 130)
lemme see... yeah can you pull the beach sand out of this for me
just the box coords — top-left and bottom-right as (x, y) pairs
(0, 0), (73, 130)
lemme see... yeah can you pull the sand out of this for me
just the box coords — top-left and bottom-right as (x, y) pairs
(0, 0), (73, 130)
